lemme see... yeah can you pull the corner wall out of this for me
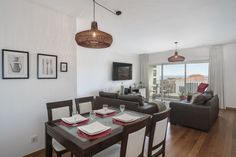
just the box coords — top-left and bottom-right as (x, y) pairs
(0, 0), (77, 156)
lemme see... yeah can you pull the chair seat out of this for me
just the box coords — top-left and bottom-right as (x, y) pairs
(144, 137), (162, 157)
(93, 144), (120, 157)
(52, 139), (66, 152)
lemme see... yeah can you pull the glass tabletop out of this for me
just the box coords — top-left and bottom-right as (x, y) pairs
(55, 108), (146, 143)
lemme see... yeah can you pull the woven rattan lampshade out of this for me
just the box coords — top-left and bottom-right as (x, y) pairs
(75, 21), (113, 48)
(168, 42), (185, 62)
(168, 51), (185, 62)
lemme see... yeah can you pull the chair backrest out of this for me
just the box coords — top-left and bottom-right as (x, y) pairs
(120, 117), (150, 157)
(147, 109), (170, 157)
(75, 96), (94, 114)
(46, 100), (73, 121)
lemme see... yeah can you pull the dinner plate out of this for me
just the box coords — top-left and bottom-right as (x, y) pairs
(61, 114), (88, 124)
(95, 108), (116, 115)
(78, 121), (111, 135)
(113, 113), (139, 123)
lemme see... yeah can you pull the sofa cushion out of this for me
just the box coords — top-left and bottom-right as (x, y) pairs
(203, 92), (213, 100)
(118, 95), (144, 106)
(193, 92), (213, 105)
(99, 91), (118, 99)
(193, 94), (207, 105)
(190, 93), (201, 104)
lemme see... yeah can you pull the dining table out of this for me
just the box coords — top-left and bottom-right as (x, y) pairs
(45, 108), (150, 157)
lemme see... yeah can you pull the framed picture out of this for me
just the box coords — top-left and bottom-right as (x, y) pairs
(60, 62), (68, 72)
(37, 53), (57, 79)
(2, 49), (29, 79)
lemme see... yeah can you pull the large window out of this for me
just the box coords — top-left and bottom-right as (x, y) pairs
(150, 62), (209, 100)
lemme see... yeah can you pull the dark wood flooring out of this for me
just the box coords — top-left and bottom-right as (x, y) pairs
(33, 109), (236, 157)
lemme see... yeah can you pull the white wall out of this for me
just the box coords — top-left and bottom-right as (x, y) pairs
(0, 0), (77, 157)
(223, 43), (236, 108)
(77, 48), (140, 97)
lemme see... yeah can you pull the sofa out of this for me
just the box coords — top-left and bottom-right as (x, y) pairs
(169, 91), (219, 131)
(94, 91), (165, 114)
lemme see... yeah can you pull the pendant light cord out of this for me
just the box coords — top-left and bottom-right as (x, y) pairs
(93, 0), (121, 16)
(93, 0), (95, 21)
(175, 42), (178, 52)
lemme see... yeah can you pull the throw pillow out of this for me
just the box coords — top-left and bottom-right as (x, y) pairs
(193, 94), (207, 105)
(190, 93), (202, 104)
(197, 83), (209, 93)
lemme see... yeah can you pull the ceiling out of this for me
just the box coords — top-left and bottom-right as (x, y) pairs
(30, 0), (236, 54)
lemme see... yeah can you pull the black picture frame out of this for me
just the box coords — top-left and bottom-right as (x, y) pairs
(2, 49), (29, 79)
(37, 53), (57, 79)
(60, 62), (68, 72)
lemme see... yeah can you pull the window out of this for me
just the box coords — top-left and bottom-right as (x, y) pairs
(150, 62), (209, 100)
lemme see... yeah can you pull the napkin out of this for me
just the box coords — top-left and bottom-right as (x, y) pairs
(113, 113), (139, 123)
(78, 121), (111, 135)
(61, 114), (88, 124)
(95, 108), (116, 115)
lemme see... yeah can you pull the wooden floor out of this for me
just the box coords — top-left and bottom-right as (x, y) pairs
(35, 109), (236, 157)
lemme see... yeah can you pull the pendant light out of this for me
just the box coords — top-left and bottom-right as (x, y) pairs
(168, 42), (185, 62)
(75, 0), (121, 49)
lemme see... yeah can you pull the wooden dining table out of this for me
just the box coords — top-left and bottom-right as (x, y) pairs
(45, 108), (150, 157)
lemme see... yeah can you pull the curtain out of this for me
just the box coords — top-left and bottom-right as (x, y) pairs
(139, 54), (150, 98)
(209, 45), (225, 109)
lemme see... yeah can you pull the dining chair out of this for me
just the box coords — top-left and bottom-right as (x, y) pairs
(93, 117), (150, 157)
(144, 109), (170, 157)
(46, 100), (73, 157)
(75, 96), (94, 114)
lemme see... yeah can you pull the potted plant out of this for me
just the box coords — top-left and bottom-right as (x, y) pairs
(178, 91), (186, 100)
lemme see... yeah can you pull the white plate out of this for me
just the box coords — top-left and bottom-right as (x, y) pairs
(61, 114), (88, 124)
(113, 113), (139, 123)
(78, 121), (111, 135)
(95, 108), (115, 115)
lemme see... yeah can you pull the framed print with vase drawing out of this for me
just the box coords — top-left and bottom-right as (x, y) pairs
(2, 49), (29, 79)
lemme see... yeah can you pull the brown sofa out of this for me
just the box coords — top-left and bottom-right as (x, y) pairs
(94, 91), (161, 114)
(169, 91), (219, 131)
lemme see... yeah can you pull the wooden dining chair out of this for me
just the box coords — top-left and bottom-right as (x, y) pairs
(75, 96), (94, 114)
(144, 109), (170, 157)
(93, 117), (150, 157)
(46, 100), (73, 157)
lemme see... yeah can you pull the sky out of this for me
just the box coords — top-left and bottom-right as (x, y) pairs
(161, 63), (209, 77)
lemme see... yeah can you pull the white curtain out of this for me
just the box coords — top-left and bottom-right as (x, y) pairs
(140, 54), (150, 98)
(209, 45), (225, 109)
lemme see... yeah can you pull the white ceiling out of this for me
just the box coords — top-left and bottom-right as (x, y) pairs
(30, 0), (236, 54)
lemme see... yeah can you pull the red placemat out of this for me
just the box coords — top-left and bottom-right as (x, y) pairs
(112, 119), (135, 126)
(77, 129), (112, 140)
(96, 112), (117, 118)
(59, 119), (89, 127)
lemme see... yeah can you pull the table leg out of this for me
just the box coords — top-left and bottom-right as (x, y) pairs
(45, 124), (53, 157)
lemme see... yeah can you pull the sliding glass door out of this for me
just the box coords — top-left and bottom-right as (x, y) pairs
(162, 64), (185, 100)
(150, 62), (209, 100)
(186, 63), (209, 94)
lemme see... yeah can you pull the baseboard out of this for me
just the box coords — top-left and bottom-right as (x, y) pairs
(226, 107), (236, 111)
(23, 149), (44, 157)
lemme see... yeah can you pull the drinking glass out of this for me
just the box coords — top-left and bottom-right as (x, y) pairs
(72, 109), (77, 116)
(103, 104), (108, 111)
(90, 110), (96, 121)
(120, 104), (125, 113)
